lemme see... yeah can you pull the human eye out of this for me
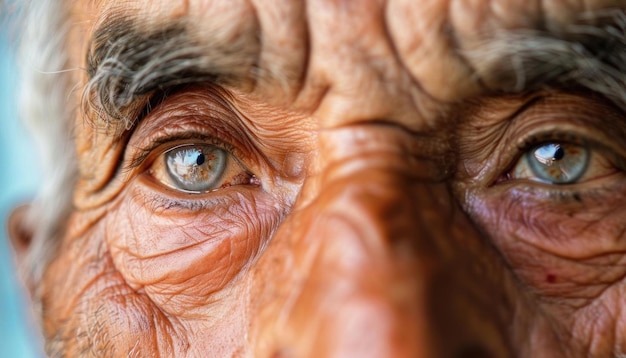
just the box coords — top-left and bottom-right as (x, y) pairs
(116, 87), (266, 197)
(455, 93), (626, 302)
(147, 142), (258, 193)
(503, 136), (623, 186)
(104, 86), (286, 308)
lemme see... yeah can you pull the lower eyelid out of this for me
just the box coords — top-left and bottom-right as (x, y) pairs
(136, 172), (262, 209)
(492, 171), (626, 205)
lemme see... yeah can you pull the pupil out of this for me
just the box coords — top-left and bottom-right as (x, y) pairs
(553, 146), (564, 161)
(196, 153), (205, 166)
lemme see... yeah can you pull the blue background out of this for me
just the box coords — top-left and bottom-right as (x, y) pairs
(0, 12), (46, 358)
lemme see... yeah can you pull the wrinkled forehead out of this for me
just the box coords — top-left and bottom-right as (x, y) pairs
(70, 0), (626, 125)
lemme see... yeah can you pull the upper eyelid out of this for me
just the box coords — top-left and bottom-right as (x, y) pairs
(506, 130), (615, 169)
(512, 129), (625, 160)
(514, 130), (588, 152)
(124, 133), (238, 173)
(483, 125), (625, 187)
(509, 95), (626, 148)
(504, 106), (626, 159)
(121, 87), (261, 175)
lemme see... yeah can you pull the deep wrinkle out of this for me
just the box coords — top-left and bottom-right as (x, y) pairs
(17, 1), (626, 357)
(106, 174), (283, 303)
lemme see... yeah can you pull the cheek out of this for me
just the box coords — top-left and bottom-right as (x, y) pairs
(105, 179), (282, 316)
(469, 185), (626, 299)
(500, 189), (626, 259)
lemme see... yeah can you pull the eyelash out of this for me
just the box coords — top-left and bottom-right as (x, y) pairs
(498, 130), (626, 189)
(126, 133), (239, 173)
(515, 131), (588, 152)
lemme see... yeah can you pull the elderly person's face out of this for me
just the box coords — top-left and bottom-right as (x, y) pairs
(8, 0), (626, 356)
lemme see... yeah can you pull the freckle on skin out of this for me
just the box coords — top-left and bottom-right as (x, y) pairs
(546, 274), (556, 283)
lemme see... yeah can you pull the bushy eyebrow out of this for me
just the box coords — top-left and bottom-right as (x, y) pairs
(467, 9), (626, 110)
(83, 17), (259, 135)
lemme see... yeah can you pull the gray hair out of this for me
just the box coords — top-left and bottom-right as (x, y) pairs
(465, 8), (626, 110)
(16, 0), (76, 294)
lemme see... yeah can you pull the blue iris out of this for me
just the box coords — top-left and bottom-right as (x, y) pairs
(526, 143), (589, 184)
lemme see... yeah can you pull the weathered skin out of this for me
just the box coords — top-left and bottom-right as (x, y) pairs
(11, 0), (626, 357)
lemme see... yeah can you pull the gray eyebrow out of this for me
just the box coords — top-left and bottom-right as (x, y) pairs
(83, 17), (259, 134)
(466, 8), (626, 110)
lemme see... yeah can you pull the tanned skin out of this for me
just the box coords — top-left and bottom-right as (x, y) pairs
(9, 0), (626, 356)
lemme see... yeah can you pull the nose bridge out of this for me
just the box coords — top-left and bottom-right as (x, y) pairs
(281, 125), (447, 357)
(310, 170), (438, 358)
(314, 124), (449, 256)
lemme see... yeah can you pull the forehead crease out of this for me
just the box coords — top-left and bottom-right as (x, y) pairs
(387, 1), (625, 95)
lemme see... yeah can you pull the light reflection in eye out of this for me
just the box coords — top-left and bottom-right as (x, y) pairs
(166, 145), (227, 192)
(508, 141), (599, 185)
(525, 143), (590, 184)
(149, 143), (255, 193)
